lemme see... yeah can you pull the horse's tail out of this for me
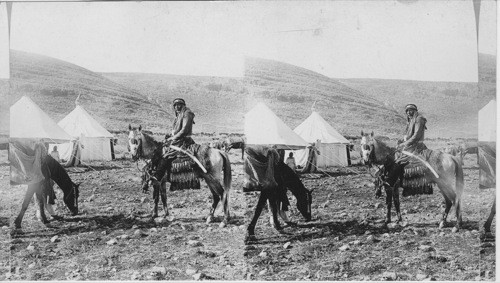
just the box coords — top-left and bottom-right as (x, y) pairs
(452, 156), (464, 224)
(220, 150), (232, 191)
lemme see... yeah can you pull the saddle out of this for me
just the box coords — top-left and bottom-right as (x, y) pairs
(164, 143), (211, 191)
(400, 149), (436, 196)
(243, 146), (280, 192)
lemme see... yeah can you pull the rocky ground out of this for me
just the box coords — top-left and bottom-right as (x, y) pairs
(0, 137), (495, 281)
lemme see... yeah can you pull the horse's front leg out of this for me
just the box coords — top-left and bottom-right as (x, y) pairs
(269, 198), (282, 232)
(151, 182), (160, 218)
(246, 193), (268, 242)
(160, 180), (169, 217)
(384, 185), (393, 224)
(393, 186), (402, 223)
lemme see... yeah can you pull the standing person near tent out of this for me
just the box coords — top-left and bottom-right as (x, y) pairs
(153, 98), (196, 181)
(301, 141), (320, 173)
(50, 146), (61, 163)
(285, 152), (297, 171)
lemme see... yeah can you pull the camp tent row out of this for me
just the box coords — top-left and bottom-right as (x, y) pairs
(244, 102), (350, 171)
(10, 96), (115, 166)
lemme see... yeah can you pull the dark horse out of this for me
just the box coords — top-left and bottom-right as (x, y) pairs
(224, 136), (246, 160)
(128, 125), (232, 227)
(14, 155), (80, 229)
(244, 146), (313, 242)
(360, 131), (464, 230)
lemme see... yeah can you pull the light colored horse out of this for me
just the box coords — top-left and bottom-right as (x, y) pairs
(360, 131), (464, 231)
(128, 125), (232, 227)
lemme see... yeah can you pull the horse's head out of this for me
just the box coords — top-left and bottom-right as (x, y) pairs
(63, 182), (80, 216)
(360, 130), (375, 165)
(297, 188), (313, 222)
(128, 124), (143, 161)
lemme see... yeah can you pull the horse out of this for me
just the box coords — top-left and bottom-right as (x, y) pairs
(244, 145), (313, 242)
(224, 136), (246, 159)
(14, 155), (80, 229)
(360, 131), (464, 231)
(128, 125), (232, 227)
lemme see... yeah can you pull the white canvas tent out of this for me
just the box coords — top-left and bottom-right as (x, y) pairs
(9, 96), (72, 182)
(478, 99), (496, 142)
(50, 105), (114, 163)
(244, 102), (308, 150)
(478, 99), (496, 189)
(10, 96), (72, 142)
(288, 111), (350, 168)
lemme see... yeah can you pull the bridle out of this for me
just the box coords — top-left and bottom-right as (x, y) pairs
(129, 132), (145, 162)
(64, 182), (78, 212)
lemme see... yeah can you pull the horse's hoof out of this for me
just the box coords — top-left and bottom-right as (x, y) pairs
(206, 216), (214, 224)
(244, 234), (257, 243)
(51, 215), (63, 221)
(452, 227), (459, 233)
(278, 229), (289, 235)
(44, 223), (56, 229)
(480, 231), (494, 242)
(219, 222), (226, 228)
(439, 221), (446, 229)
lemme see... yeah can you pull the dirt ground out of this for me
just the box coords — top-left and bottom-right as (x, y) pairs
(0, 136), (495, 281)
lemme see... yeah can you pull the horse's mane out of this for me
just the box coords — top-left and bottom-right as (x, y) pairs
(372, 136), (395, 150)
(277, 162), (308, 198)
(245, 146), (279, 164)
(43, 155), (74, 192)
(141, 131), (162, 147)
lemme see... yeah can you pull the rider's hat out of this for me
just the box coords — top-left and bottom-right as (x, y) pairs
(405, 104), (418, 112)
(173, 98), (186, 106)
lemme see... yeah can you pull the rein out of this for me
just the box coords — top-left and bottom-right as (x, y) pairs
(64, 184), (76, 203)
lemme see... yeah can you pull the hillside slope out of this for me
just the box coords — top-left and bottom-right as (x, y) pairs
(101, 73), (249, 134)
(478, 53), (496, 105)
(338, 53), (496, 139)
(105, 58), (407, 137)
(10, 50), (488, 139)
(244, 57), (406, 137)
(10, 50), (166, 132)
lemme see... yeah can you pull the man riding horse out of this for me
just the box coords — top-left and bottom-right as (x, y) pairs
(398, 104), (428, 156)
(151, 98), (196, 183)
(384, 104), (428, 184)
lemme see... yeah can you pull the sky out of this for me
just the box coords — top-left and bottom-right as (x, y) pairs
(0, 2), (10, 79)
(5, 0), (497, 82)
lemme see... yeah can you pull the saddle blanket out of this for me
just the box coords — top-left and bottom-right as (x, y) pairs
(166, 143), (213, 191)
(401, 150), (435, 196)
